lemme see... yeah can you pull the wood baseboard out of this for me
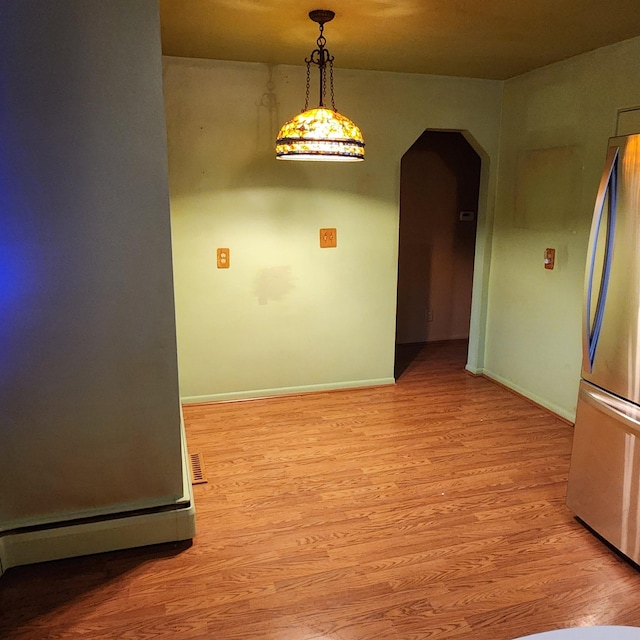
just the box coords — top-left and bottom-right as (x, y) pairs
(477, 371), (575, 426)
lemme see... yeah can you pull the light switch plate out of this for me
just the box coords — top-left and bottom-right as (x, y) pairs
(320, 228), (337, 248)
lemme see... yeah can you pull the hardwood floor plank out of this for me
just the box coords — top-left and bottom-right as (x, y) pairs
(2, 340), (640, 639)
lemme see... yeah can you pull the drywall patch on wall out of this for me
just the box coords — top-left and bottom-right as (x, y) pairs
(617, 107), (640, 136)
(514, 146), (581, 231)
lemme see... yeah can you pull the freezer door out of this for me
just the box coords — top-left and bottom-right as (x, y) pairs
(567, 380), (640, 563)
(582, 134), (640, 403)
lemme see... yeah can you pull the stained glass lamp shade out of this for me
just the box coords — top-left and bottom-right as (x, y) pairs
(276, 107), (365, 162)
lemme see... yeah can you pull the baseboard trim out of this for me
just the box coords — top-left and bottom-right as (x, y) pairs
(0, 411), (196, 577)
(181, 377), (396, 404)
(480, 368), (575, 425)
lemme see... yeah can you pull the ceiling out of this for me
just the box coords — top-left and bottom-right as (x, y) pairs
(159, 0), (640, 80)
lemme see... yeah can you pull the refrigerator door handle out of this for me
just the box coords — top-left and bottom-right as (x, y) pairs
(583, 145), (619, 373)
(580, 384), (640, 436)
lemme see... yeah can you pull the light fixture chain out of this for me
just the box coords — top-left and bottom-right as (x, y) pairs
(322, 56), (327, 106)
(318, 22), (327, 108)
(317, 22), (326, 50)
(329, 58), (336, 111)
(304, 59), (311, 111)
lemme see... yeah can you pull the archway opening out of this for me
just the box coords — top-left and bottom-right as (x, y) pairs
(395, 130), (482, 378)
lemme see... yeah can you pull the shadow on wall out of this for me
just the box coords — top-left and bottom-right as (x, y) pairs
(253, 265), (296, 305)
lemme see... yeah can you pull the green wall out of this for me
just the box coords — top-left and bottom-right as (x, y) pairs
(485, 37), (640, 421)
(163, 58), (503, 402)
(0, 1), (183, 531)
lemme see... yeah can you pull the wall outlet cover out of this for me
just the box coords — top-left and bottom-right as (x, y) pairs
(217, 248), (230, 268)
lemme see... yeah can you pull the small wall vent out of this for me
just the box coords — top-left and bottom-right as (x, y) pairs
(189, 453), (207, 485)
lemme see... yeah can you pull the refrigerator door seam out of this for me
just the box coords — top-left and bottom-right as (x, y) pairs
(584, 145), (619, 371)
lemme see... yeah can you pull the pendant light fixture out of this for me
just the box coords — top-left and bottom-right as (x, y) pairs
(276, 10), (365, 162)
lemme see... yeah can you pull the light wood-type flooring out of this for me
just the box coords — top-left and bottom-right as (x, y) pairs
(3, 340), (640, 639)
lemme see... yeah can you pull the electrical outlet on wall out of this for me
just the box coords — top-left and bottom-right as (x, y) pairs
(217, 248), (230, 268)
(544, 247), (555, 270)
(427, 310), (434, 322)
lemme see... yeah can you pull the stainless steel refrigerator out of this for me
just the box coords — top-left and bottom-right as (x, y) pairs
(567, 133), (640, 563)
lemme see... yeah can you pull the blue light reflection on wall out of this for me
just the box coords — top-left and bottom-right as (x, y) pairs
(0, 169), (38, 387)
(0, 240), (32, 316)
(0, 235), (36, 386)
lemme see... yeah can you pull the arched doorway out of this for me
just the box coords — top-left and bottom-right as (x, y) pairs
(395, 130), (482, 377)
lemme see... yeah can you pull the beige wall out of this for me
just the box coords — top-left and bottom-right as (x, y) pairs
(485, 36), (640, 421)
(0, 1), (183, 530)
(397, 133), (481, 344)
(163, 58), (503, 401)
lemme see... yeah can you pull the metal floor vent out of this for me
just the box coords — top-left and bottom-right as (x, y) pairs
(190, 452), (207, 485)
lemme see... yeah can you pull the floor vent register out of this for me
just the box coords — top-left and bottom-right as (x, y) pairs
(189, 452), (207, 485)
